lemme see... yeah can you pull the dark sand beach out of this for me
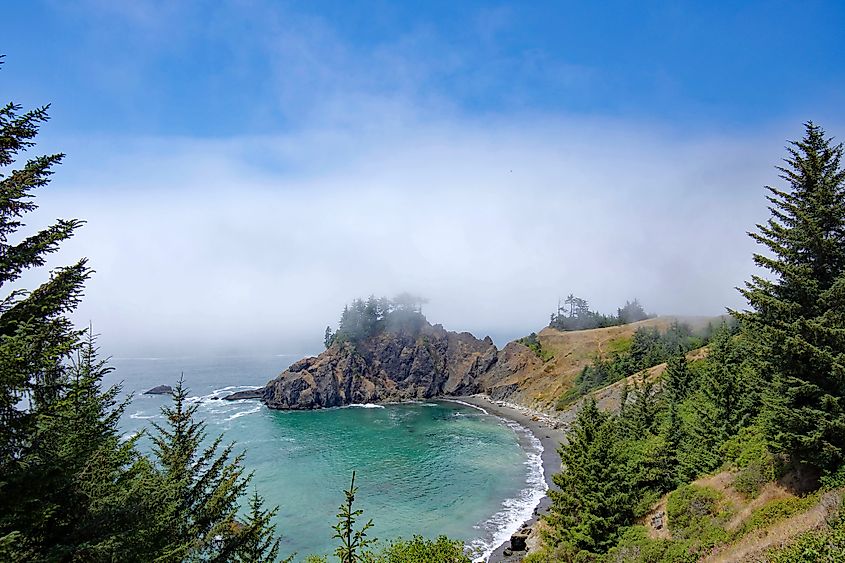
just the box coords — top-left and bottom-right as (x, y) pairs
(449, 395), (567, 562)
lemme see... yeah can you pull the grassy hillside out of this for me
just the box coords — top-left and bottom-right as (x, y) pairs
(485, 316), (717, 412)
(518, 315), (845, 562)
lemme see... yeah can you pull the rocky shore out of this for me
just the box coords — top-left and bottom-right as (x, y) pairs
(452, 395), (566, 562)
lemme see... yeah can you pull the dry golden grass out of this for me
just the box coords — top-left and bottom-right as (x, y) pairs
(639, 468), (841, 563)
(489, 317), (681, 410)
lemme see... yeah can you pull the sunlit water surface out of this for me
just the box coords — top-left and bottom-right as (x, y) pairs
(107, 355), (544, 561)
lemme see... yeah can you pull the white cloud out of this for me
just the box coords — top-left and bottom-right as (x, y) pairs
(17, 112), (790, 356)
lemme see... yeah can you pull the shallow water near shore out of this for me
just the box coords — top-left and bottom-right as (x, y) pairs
(107, 355), (544, 561)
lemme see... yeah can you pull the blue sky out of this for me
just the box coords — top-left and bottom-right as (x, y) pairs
(6, 1), (844, 136)
(3, 1), (845, 355)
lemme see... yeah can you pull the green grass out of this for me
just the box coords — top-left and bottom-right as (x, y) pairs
(605, 336), (633, 356)
(738, 494), (820, 536)
(517, 333), (554, 362)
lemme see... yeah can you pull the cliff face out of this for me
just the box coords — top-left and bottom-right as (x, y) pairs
(261, 321), (498, 409)
(260, 316), (713, 411)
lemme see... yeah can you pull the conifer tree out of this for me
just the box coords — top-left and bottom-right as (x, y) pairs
(546, 398), (630, 554)
(664, 350), (692, 402)
(0, 56), (141, 560)
(149, 379), (284, 561)
(737, 122), (845, 473)
(332, 471), (374, 563)
(235, 491), (289, 563)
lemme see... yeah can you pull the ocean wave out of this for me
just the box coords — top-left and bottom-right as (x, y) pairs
(130, 410), (156, 420)
(346, 403), (386, 409)
(467, 418), (547, 562)
(185, 386), (258, 405)
(443, 399), (489, 415)
(224, 404), (262, 421)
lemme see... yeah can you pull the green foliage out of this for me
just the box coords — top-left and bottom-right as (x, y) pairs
(332, 471), (374, 563)
(149, 379), (285, 561)
(666, 485), (721, 539)
(736, 122), (845, 474)
(663, 351), (692, 402)
(738, 494), (819, 536)
(549, 295), (652, 331)
(236, 490), (289, 563)
(331, 294), (428, 345)
(546, 399), (632, 554)
(602, 526), (698, 563)
(557, 321), (709, 409)
(722, 425), (780, 497)
(518, 332), (554, 362)
(768, 509), (845, 562)
(541, 123), (845, 561)
(605, 336), (633, 355)
(0, 59), (154, 561)
(371, 535), (471, 563)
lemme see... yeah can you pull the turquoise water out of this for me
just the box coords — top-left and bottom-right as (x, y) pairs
(107, 355), (545, 561)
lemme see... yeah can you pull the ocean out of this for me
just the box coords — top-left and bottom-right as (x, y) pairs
(105, 354), (545, 561)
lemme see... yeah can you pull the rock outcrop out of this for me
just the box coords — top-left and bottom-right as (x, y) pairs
(261, 321), (498, 409)
(222, 388), (263, 400)
(258, 316), (716, 412)
(144, 385), (174, 395)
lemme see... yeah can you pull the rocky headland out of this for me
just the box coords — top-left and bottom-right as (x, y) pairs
(232, 313), (699, 414)
(259, 319), (500, 409)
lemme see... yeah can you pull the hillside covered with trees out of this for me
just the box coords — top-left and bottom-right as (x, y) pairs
(549, 297), (653, 331)
(525, 122), (845, 562)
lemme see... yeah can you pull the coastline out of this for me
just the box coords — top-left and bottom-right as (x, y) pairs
(447, 395), (566, 562)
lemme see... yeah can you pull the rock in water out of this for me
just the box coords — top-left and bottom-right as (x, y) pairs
(144, 385), (173, 395)
(222, 388), (263, 400)
(261, 320), (499, 409)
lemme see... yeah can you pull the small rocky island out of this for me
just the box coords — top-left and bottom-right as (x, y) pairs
(227, 294), (540, 409)
(144, 384), (174, 395)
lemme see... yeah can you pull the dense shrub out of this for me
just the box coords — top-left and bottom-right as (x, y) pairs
(666, 486), (724, 540)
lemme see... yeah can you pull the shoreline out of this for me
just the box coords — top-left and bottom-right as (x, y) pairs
(447, 395), (566, 562)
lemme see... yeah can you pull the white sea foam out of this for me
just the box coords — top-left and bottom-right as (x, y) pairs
(442, 398), (489, 415)
(129, 410), (156, 420)
(186, 386), (259, 405)
(347, 403), (385, 409)
(224, 404), (262, 421)
(467, 417), (547, 562)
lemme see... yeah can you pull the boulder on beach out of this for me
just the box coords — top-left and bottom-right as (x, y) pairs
(143, 385), (173, 395)
(510, 529), (529, 551)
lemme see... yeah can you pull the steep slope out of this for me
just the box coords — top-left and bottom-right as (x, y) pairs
(262, 321), (497, 409)
(257, 316), (715, 411)
(479, 317), (713, 412)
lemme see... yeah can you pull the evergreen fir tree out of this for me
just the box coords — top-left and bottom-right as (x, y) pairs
(235, 491), (289, 563)
(737, 122), (845, 473)
(0, 56), (145, 560)
(546, 398), (630, 554)
(332, 471), (374, 563)
(150, 379), (283, 561)
(664, 350), (692, 402)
